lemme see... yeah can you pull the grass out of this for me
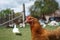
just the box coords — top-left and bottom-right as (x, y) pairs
(45, 25), (59, 30)
(0, 25), (31, 40)
(0, 24), (59, 40)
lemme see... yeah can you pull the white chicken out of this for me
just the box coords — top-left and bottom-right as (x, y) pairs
(19, 23), (23, 27)
(9, 24), (14, 27)
(48, 21), (59, 26)
(39, 20), (46, 28)
(13, 24), (20, 34)
(22, 23), (25, 28)
(19, 23), (25, 28)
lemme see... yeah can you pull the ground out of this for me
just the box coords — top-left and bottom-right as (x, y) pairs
(0, 24), (59, 40)
(0, 25), (31, 40)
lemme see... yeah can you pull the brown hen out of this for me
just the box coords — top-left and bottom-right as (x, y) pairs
(25, 16), (60, 40)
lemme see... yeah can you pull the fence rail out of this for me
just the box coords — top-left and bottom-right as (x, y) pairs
(0, 15), (22, 26)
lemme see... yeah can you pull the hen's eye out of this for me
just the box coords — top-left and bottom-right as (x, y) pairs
(29, 18), (32, 20)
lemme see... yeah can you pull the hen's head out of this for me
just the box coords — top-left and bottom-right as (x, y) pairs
(25, 16), (38, 24)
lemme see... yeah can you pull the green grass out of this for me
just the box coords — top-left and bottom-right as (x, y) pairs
(0, 25), (31, 40)
(0, 24), (59, 40)
(45, 25), (59, 30)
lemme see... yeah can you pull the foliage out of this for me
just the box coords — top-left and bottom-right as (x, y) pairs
(14, 12), (23, 23)
(0, 8), (15, 24)
(0, 8), (14, 17)
(30, 0), (58, 18)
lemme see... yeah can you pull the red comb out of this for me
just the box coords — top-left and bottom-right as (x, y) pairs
(26, 16), (31, 19)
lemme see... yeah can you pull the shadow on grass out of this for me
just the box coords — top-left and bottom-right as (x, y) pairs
(16, 33), (22, 36)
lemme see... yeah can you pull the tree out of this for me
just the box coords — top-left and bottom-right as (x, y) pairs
(15, 12), (23, 23)
(0, 8), (15, 25)
(30, 0), (58, 19)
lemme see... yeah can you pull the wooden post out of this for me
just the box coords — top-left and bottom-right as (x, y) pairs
(23, 3), (26, 20)
(22, 3), (26, 27)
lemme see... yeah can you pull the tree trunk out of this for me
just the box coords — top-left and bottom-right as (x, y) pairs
(42, 13), (46, 20)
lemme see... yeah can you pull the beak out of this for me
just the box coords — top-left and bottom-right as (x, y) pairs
(24, 19), (27, 23)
